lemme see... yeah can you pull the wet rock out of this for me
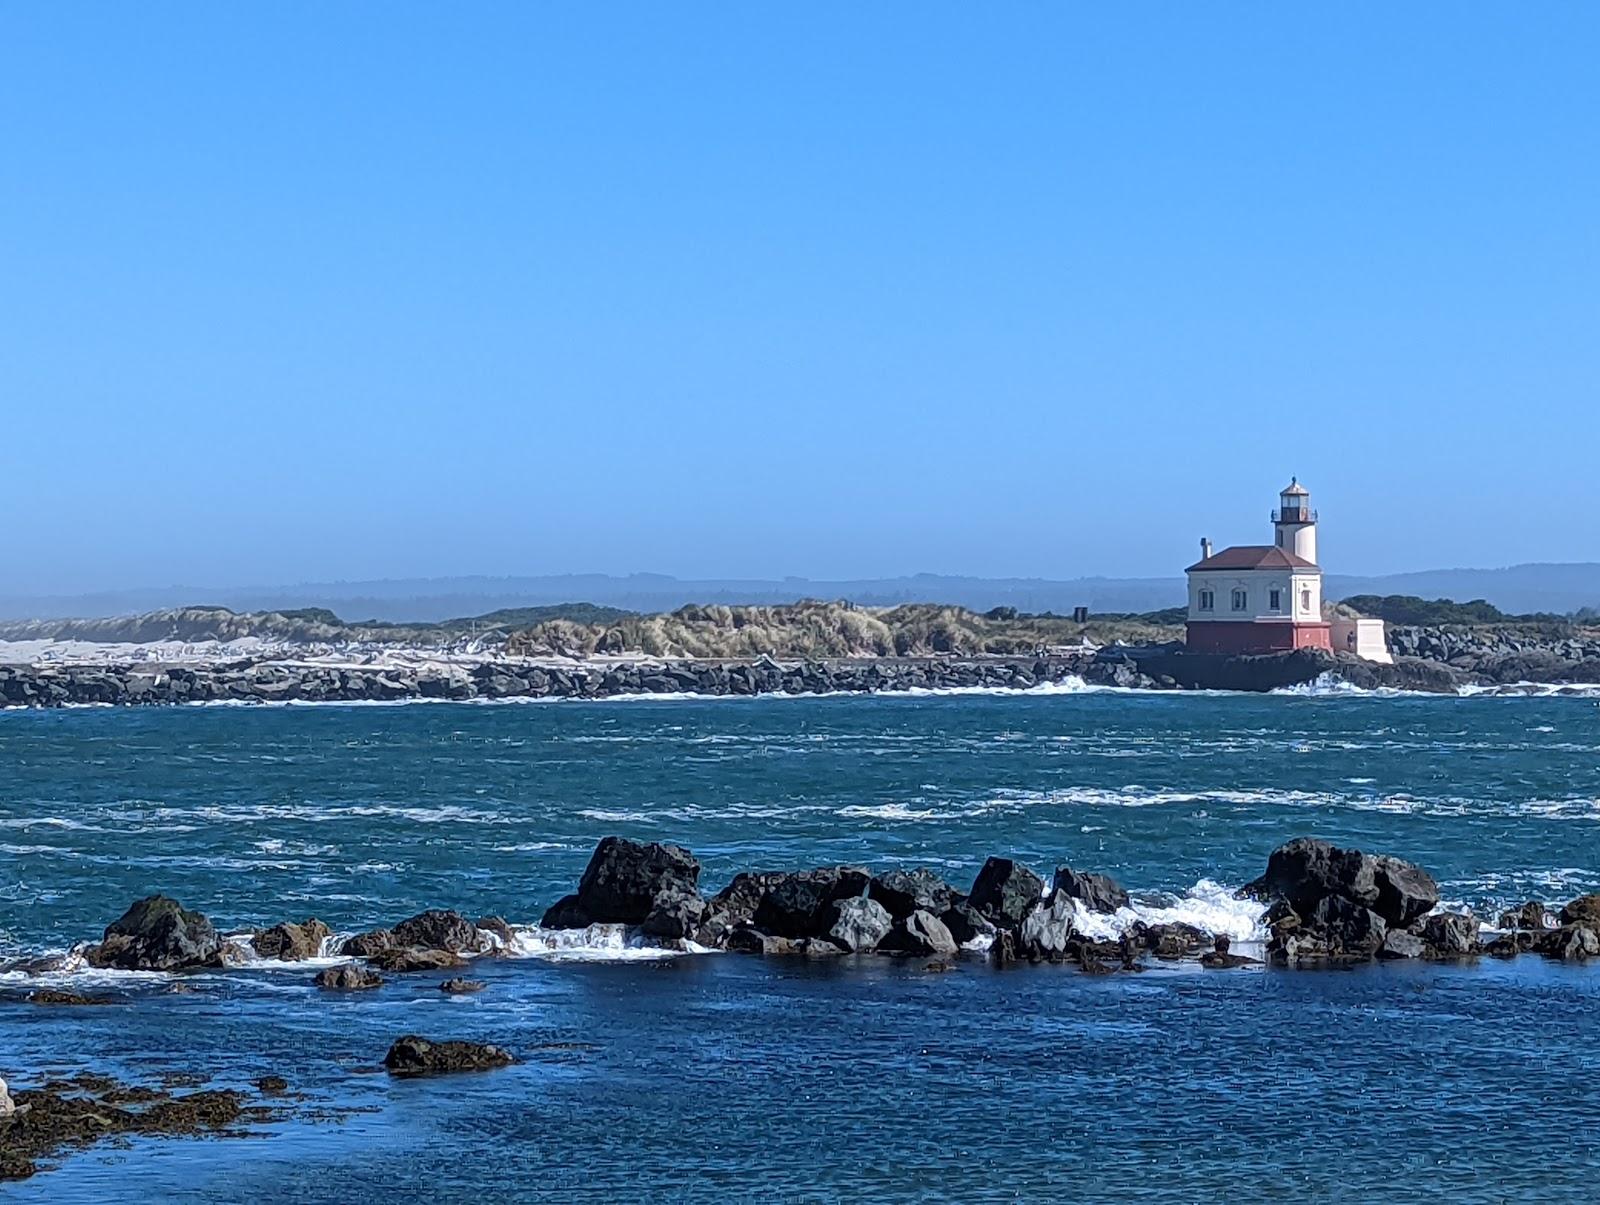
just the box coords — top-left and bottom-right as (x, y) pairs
(563, 836), (702, 927)
(339, 929), (394, 958)
(868, 869), (957, 920)
(83, 895), (224, 972)
(475, 916), (516, 948)
(797, 938), (846, 958)
(640, 889), (707, 941)
(1484, 933), (1532, 958)
(1052, 867), (1129, 914)
(440, 978), (486, 993)
(1133, 921), (1209, 960)
(1199, 935), (1259, 969)
(382, 1035), (517, 1076)
(1537, 924), (1600, 962)
(988, 929), (1019, 967)
(968, 857), (1046, 931)
(365, 947), (465, 973)
(0, 1077), (13, 1118)
(539, 894), (591, 930)
(1422, 912), (1481, 957)
(252, 918), (332, 962)
(694, 872), (787, 948)
(823, 896), (893, 953)
(1019, 891), (1076, 962)
(314, 964), (383, 990)
(391, 910), (481, 953)
(254, 1076), (288, 1094)
(1310, 895), (1387, 956)
(1378, 929), (1426, 960)
(1497, 902), (1549, 931)
(879, 909), (959, 957)
(940, 901), (996, 946)
(752, 867), (870, 939)
(1559, 894), (1600, 927)
(26, 990), (116, 1006)
(725, 926), (798, 956)
(1372, 856), (1441, 927)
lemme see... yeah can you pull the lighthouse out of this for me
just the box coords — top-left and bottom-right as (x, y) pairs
(1184, 479), (1333, 655)
(1273, 478), (1317, 562)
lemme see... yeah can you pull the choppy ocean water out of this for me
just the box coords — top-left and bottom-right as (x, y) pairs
(4, 686), (1599, 1201)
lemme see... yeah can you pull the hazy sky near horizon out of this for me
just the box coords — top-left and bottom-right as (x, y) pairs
(3, 5), (1597, 593)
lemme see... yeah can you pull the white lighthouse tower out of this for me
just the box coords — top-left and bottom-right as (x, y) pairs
(1273, 478), (1317, 563)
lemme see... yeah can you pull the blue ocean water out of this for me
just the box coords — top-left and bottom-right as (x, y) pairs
(3, 688), (1600, 1201)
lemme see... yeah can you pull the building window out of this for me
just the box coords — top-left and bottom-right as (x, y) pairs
(1301, 588), (1312, 612)
(1231, 589), (1248, 612)
(1276, 530), (1284, 548)
(1198, 589), (1214, 612)
(1269, 588), (1282, 612)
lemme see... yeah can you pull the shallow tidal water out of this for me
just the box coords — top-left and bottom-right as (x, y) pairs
(3, 687), (1600, 1201)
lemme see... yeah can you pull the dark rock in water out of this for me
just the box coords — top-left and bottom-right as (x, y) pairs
(475, 916), (516, 948)
(382, 1035), (516, 1076)
(252, 918), (331, 962)
(0, 953), (71, 976)
(1243, 838), (1377, 912)
(1310, 895), (1387, 956)
(1497, 902), (1548, 931)
(1244, 838), (1437, 928)
(868, 869), (957, 920)
(694, 872), (787, 947)
(84, 895), (224, 972)
(1559, 894), (1600, 927)
(725, 926), (798, 956)
(253, 1075), (288, 1094)
(752, 867), (870, 939)
(391, 910), (481, 953)
(365, 947), (466, 973)
(1372, 856), (1441, 927)
(879, 909), (959, 957)
(1537, 924), (1600, 962)
(640, 889), (707, 941)
(1133, 922), (1209, 960)
(1422, 912), (1480, 957)
(1052, 867), (1129, 915)
(440, 978), (486, 993)
(570, 836), (701, 926)
(539, 894), (591, 930)
(940, 902), (996, 946)
(1019, 891), (1076, 962)
(988, 929), (1019, 967)
(797, 937), (846, 958)
(1199, 935), (1259, 969)
(1484, 934), (1526, 959)
(1378, 929), (1426, 960)
(314, 964), (383, 990)
(824, 896), (893, 953)
(27, 989), (117, 1006)
(969, 857), (1045, 931)
(339, 929), (394, 958)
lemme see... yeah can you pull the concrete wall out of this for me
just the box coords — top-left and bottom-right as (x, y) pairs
(1187, 569), (1321, 623)
(1329, 617), (1393, 664)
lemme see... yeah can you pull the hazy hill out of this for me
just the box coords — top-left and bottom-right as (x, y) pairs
(2, 563), (1599, 623)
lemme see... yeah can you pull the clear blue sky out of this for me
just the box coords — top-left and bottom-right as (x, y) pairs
(3, 5), (1596, 593)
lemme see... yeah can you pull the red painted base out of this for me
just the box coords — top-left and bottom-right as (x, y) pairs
(1185, 621), (1332, 655)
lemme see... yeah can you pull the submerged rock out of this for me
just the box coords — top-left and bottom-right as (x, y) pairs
(84, 896), (224, 972)
(313, 965), (382, 991)
(365, 947), (465, 973)
(26, 990), (116, 1006)
(439, 978), (486, 994)
(1199, 935), (1259, 969)
(1052, 867), (1129, 915)
(382, 1035), (517, 1076)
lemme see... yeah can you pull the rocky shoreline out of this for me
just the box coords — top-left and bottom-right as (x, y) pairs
(2, 635), (1593, 709)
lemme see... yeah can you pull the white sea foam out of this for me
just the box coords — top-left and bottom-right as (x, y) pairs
(506, 922), (706, 961)
(1066, 879), (1268, 943)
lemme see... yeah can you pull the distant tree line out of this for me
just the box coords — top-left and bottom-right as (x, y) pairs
(1338, 594), (1588, 626)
